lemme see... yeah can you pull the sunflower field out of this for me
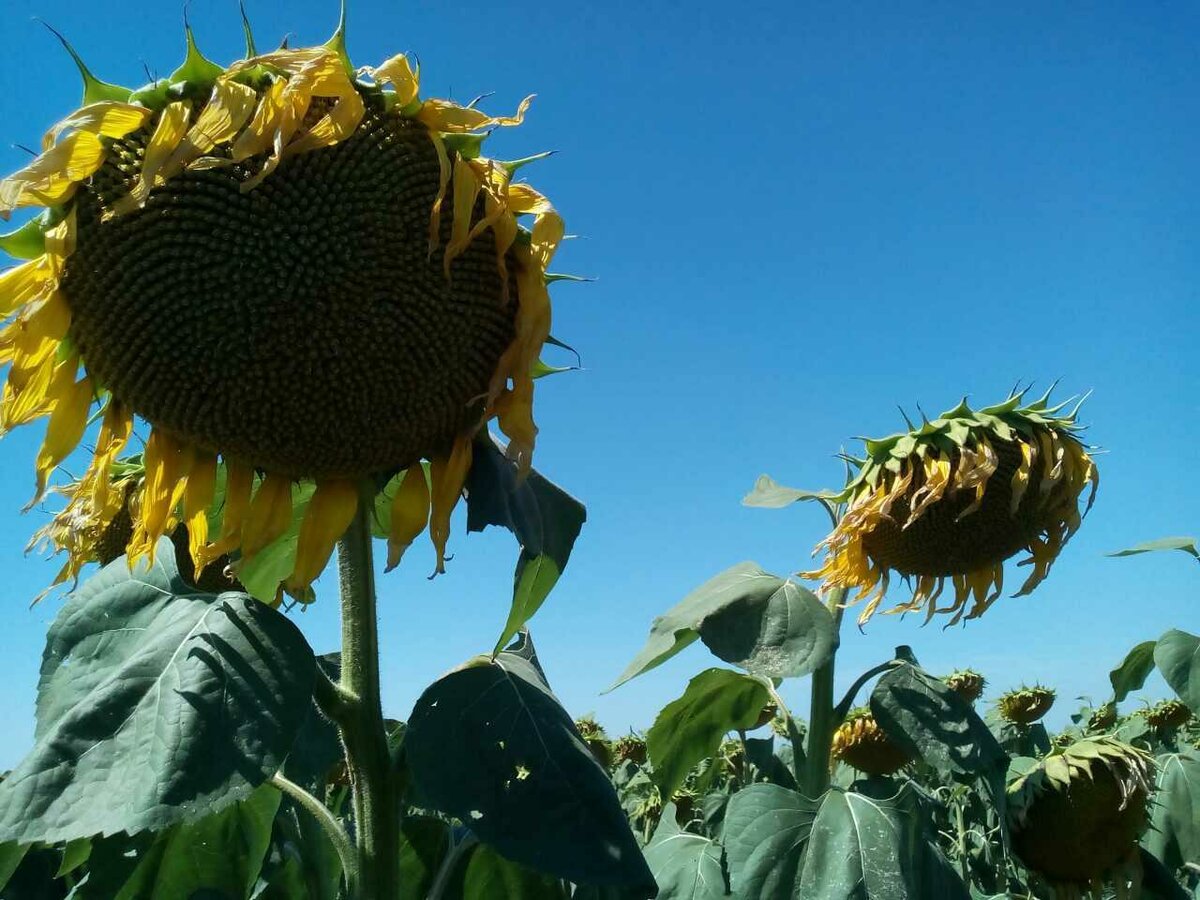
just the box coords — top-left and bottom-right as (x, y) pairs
(0, 4), (1196, 900)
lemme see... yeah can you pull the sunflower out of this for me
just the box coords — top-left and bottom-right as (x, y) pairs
(801, 389), (1098, 626)
(1008, 737), (1154, 898)
(830, 708), (911, 776)
(0, 13), (565, 603)
(1139, 698), (1192, 732)
(944, 669), (986, 704)
(997, 685), (1056, 726)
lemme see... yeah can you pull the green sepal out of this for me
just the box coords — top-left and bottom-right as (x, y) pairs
(168, 20), (224, 88)
(441, 132), (487, 159)
(129, 79), (173, 111)
(0, 217), (48, 260)
(44, 24), (133, 104)
(531, 359), (577, 379)
(323, 0), (353, 72)
(544, 272), (593, 285)
(499, 150), (556, 177)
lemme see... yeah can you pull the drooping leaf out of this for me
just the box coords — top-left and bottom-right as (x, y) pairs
(0, 541), (315, 845)
(403, 649), (654, 893)
(398, 817), (451, 900)
(444, 843), (570, 900)
(641, 806), (726, 900)
(55, 838), (91, 878)
(276, 795), (344, 900)
(798, 784), (969, 900)
(68, 832), (154, 900)
(465, 434), (587, 654)
(282, 654), (345, 791)
(1143, 752), (1200, 871)
(1155, 629), (1200, 714)
(722, 783), (815, 899)
(0, 842), (27, 892)
(742, 737), (798, 791)
(610, 563), (835, 692)
(1108, 536), (1200, 563)
(647, 668), (773, 801)
(742, 475), (836, 509)
(1110, 640), (1158, 703)
(115, 784), (280, 899)
(1138, 847), (1192, 900)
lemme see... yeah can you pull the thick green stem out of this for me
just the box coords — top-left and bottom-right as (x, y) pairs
(336, 486), (400, 900)
(803, 587), (848, 798)
(271, 772), (357, 888)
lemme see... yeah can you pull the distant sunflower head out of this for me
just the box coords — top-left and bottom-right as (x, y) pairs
(613, 734), (647, 766)
(0, 12), (566, 601)
(998, 685), (1056, 725)
(944, 669), (986, 704)
(1008, 737), (1153, 895)
(830, 708), (911, 776)
(802, 390), (1098, 626)
(1087, 702), (1118, 732)
(1140, 699), (1192, 732)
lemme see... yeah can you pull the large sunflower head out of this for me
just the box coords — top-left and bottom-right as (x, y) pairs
(1007, 737), (1154, 896)
(830, 708), (912, 776)
(944, 668), (987, 704)
(997, 685), (1057, 725)
(801, 389), (1098, 626)
(1139, 698), (1193, 732)
(0, 14), (565, 601)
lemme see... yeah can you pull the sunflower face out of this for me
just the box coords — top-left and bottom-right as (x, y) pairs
(945, 669), (986, 704)
(613, 735), (647, 767)
(1008, 737), (1153, 891)
(0, 24), (564, 601)
(802, 391), (1098, 626)
(830, 708), (911, 776)
(1087, 703), (1118, 732)
(998, 686), (1056, 725)
(1142, 699), (1192, 731)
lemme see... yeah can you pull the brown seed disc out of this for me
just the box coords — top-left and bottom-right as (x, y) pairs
(61, 105), (518, 479)
(861, 436), (1049, 577)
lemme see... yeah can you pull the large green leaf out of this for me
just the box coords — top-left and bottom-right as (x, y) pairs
(742, 475), (836, 509)
(114, 784), (280, 899)
(722, 783), (815, 899)
(398, 818), (451, 900)
(444, 843), (570, 900)
(798, 784), (969, 900)
(609, 563), (835, 692)
(1155, 629), (1200, 714)
(0, 842), (26, 892)
(465, 433), (587, 654)
(742, 737), (798, 791)
(641, 806), (726, 900)
(1144, 752), (1200, 870)
(1110, 640), (1158, 703)
(869, 663), (1007, 780)
(403, 647), (654, 893)
(0, 541), (315, 845)
(1108, 537), (1200, 563)
(69, 832), (154, 899)
(647, 668), (773, 800)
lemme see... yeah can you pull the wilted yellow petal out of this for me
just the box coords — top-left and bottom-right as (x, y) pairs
(129, 428), (189, 567)
(444, 157), (482, 276)
(112, 102), (192, 216)
(204, 460), (254, 564)
(43, 208), (77, 261)
(372, 53), (420, 107)
(241, 472), (294, 561)
(85, 399), (133, 517)
(429, 435), (473, 574)
(31, 364), (92, 505)
(427, 132), (452, 255)
(286, 478), (358, 593)
(0, 131), (107, 214)
(386, 465), (430, 572)
(42, 102), (153, 151)
(0, 257), (59, 318)
(184, 451), (217, 572)
(231, 78), (288, 161)
(168, 79), (259, 172)
(1010, 438), (1035, 514)
(417, 95), (533, 133)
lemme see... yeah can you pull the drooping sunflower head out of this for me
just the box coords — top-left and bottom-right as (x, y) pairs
(998, 685), (1057, 725)
(1007, 737), (1154, 895)
(944, 669), (987, 704)
(830, 708), (912, 776)
(1, 12), (566, 601)
(1087, 702), (1119, 732)
(574, 715), (612, 769)
(613, 734), (648, 767)
(801, 390), (1098, 626)
(1139, 699), (1193, 732)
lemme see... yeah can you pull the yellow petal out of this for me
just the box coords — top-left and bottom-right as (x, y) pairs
(0, 131), (107, 214)
(129, 428), (189, 568)
(286, 478), (358, 593)
(85, 399), (133, 516)
(0, 256), (59, 318)
(184, 451), (217, 573)
(241, 472), (294, 561)
(386, 465), (430, 572)
(32, 364), (92, 505)
(444, 157), (482, 276)
(1, 351), (56, 431)
(43, 208), (77, 261)
(416, 94), (533, 133)
(112, 101), (192, 216)
(372, 53), (420, 107)
(169, 78), (259, 172)
(231, 78), (289, 161)
(429, 435), (474, 575)
(1010, 438), (1035, 514)
(427, 131), (452, 255)
(41, 102), (153, 151)
(204, 460), (254, 564)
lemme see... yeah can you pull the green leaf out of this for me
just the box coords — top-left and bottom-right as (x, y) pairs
(1108, 536), (1200, 563)
(641, 807), (726, 900)
(0, 540), (315, 845)
(742, 475), (837, 509)
(0, 842), (27, 892)
(55, 838), (91, 878)
(1138, 847), (1192, 900)
(646, 668), (773, 800)
(609, 562), (835, 692)
(115, 784), (280, 899)
(444, 843), (570, 900)
(1143, 752), (1200, 871)
(697, 578), (836, 679)
(399, 817), (451, 900)
(1155, 629), (1200, 714)
(1110, 640), (1158, 703)
(869, 664), (1007, 780)
(742, 737), (798, 791)
(798, 784), (969, 900)
(282, 655), (345, 791)
(0, 217), (47, 260)
(465, 434), (587, 654)
(403, 647), (654, 892)
(68, 832), (154, 900)
(723, 783), (815, 899)
(370, 464), (430, 540)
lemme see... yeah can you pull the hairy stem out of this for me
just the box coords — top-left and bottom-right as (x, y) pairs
(337, 485), (400, 900)
(271, 772), (357, 890)
(803, 586), (848, 798)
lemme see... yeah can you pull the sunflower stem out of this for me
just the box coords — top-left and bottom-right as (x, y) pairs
(337, 485), (400, 900)
(803, 586), (848, 798)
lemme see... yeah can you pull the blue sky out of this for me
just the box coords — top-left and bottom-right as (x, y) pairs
(0, 0), (1197, 768)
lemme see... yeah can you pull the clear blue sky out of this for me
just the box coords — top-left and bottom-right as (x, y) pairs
(0, 0), (1197, 768)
